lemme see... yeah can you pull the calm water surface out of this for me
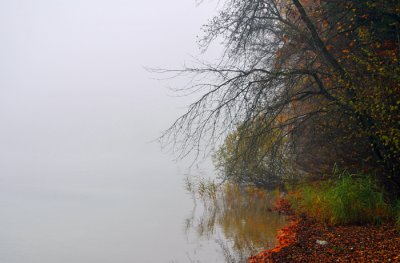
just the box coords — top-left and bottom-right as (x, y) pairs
(184, 184), (288, 262)
(0, 155), (287, 263)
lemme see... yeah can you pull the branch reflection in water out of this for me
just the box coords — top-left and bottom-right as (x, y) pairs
(184, 181), (288, 262)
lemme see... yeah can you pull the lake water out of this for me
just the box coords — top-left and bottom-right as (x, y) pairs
(0, 154), (287, 263)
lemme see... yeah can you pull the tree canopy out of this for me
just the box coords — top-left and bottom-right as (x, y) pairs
(161, 0), (400, 194)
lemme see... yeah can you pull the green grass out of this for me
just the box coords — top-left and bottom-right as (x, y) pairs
(290, 172), (391, 225)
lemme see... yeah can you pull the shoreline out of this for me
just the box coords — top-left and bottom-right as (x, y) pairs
(249, 199), (400, 262)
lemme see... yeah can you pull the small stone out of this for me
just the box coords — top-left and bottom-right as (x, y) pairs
(316, 240), (328, 246)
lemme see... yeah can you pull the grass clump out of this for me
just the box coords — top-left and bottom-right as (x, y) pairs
(290, 172), (390, 225)
(184, 175), (218, 200)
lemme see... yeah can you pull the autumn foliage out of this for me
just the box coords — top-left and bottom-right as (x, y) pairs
(203, 0), (400, 195)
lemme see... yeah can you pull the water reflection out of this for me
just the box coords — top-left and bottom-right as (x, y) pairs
(185, 184), (288, 262)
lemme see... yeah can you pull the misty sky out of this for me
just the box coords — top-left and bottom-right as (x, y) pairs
(0, 1), (223, 262)
(0, 0), (219, 165)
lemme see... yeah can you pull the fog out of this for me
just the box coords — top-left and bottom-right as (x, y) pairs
(0, 1), (222, 262)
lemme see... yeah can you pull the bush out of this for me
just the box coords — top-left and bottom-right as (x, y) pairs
(212, 120), (291, 190)
(290, 172), (390, 225)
